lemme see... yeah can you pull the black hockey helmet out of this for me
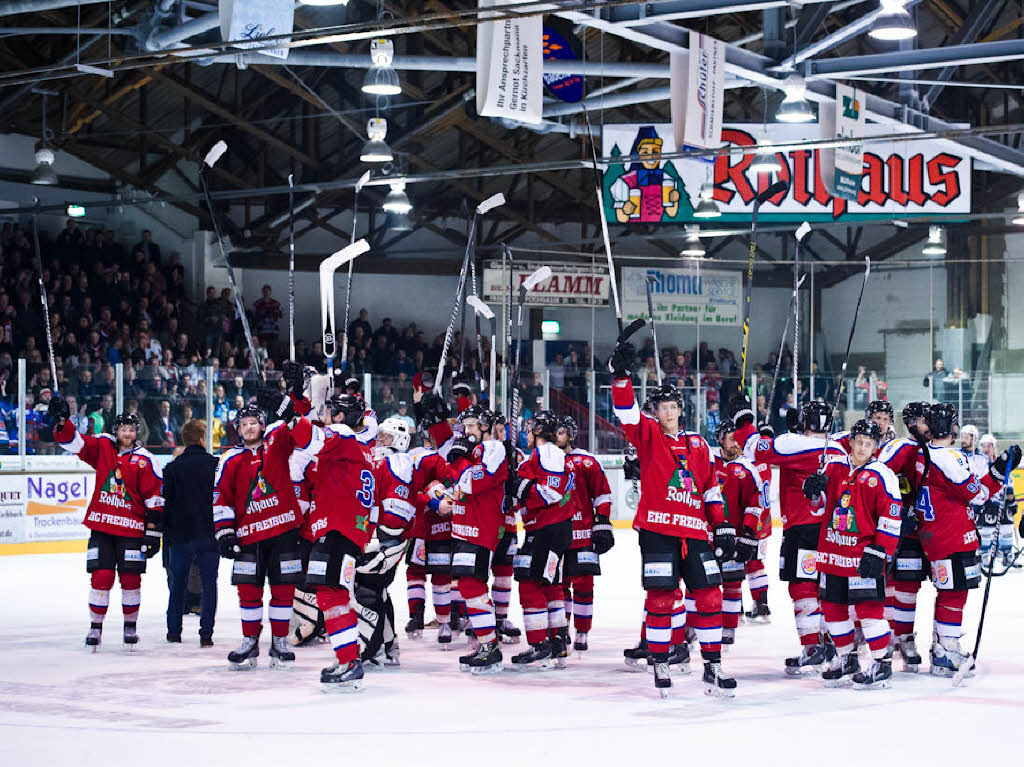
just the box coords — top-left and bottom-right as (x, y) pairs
(715, 417), (737, 445)
(233, 403), (267, 437)
(648, 383), (683, 409)
(865, 400), (894, 420)
(800, 400), (832, 432)
(559, 414), (578, 442)
(926, 402), (958, 439)
(641, 396), (655, 414)
(457, 404), (494, 431)
(112, 411), (140, 431)
(343, 376), (361, 394)
(849, 418), (883, 444)
(901, 401), (929, 427)
(530, 409), (560, 441)
(327, 393), (364, 430)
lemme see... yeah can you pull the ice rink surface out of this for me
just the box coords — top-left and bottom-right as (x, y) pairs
(1, 532), (1022, 765)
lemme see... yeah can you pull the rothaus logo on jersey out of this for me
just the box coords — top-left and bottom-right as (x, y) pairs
(830, 490), (858, 534)
(246, 472), (280, 514)
(97, 467), (133, 511)
(665, 454), (702, 508)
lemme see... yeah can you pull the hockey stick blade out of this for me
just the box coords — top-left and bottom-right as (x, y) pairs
(466, 294), (495, 319)
(320, 238), (370, 274)
(522, 265), (552, 291)
(476, 193), (505, 215)
(864, 256), (871, 277)
(796, 221), (811, 242)
(618, 317), (646, 342)
(757, 179), (789, 205)
(204, 140), (227, 168)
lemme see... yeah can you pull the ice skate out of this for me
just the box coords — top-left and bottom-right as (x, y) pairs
(227, 635), (260, 670)
(895, 633), (922, 672)
(822, 652), (860, 688)
(550, 629), (570, 669)
(785, 642), (835, 676)
(496, 617), (522, 644)
(85, 626), (101, 651)
(930, 640), (973, 678)
(573, 631), (588, 653)
(269, 635), (296, 668)
(745, 597), (771, 623)
(853, 655), (893, 689)
(623, 638), (650, 671)
(405, 604), (425, 638)
(320, 659), (364, 692)
(464, 640), (503, 675)
(653, 662), (671, 698)
(648, 643), (691, 674)
(384, 643), (400, 667)
(437, 621), (453, 649)
(703, 661), (737, 698)
(511, 640), (553, 671)
(122, 624), (139, 650)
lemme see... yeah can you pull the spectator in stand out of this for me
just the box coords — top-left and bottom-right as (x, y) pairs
(376, 316), (399, 347)
(923, 357), (945, 395)
(548, 352), (566, 391)
(392, 401), (415, 433)
(371, 334), (395, 374)
(253, 284), (282, 354)
(705, 400), (721, 439)
(132, 229), (161, 265)
(348, 308), (372, 344)
(56, 218), (84, 258)
(151, 399), (180, 448)
(854, 365), (870, 410)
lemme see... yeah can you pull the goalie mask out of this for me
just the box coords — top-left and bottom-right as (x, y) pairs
(377, 417), (412, 454)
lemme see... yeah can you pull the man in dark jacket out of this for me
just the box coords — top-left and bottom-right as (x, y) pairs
(163, 420), (220, 645)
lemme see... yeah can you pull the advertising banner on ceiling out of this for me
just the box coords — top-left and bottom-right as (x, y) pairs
(670, 31), (726, 157)
(621, 265), (742, 327)
(483, 260), (609, 307)
(220, 0), (294, 59)
(476, 0), (543, 124)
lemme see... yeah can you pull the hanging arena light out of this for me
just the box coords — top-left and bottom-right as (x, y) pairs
(31, 147), (58, 185)
(869, 0), (917, 41)
(360, 117), (393, 163)
(382, 180), (412, 214)
(922, 225), (947, 255)
(776, 75), (814, 123)
(693, 183), (722, 219)
(362, 39), (401, 96)
(680, 225), (706, 257)
(750, 134), (782, 174)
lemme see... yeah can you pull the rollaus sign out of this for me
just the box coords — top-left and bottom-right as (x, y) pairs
(602, 123), (971, 223)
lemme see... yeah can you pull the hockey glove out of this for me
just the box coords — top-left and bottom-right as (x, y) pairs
(607, 340), (636, 378)
(623, 444), (641, 481)
(418, 391), (450, 429)
(592, 514), (615, 555)
(218, 531), (240, 559)
(757, 422), (775, 438)
(356, 536), (406, 575)
(802, 472), (829, 501)
(282, 360), (305, 397)
(857, 544), (887, 580)
(989, 447), (1022, 483)
(48, 394), (70, 426)
(713, 524), (737, 561)
(734, 527), (759, 563)
(140, 530), (162, 559)
(727, 394), (754, 428)
(257, 387), (291, 422)
(446, 435), (474, 464)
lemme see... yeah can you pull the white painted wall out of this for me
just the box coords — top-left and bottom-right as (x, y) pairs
(1005, 233), (1024, 350)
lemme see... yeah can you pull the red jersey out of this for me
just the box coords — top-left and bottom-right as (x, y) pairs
(739, 424), (845, 529)
(410, 448), (452, 542)
(815, 456), (902, 577)
(55, 421), (163, 538)
(611, 377), (723, 541)
(517, 442), (579, 531)
(214, 420), (313, 545)
(909, 443), (998, 561)
(374, 451), (416, 539)
(445, 438), (508, 551)
(292, 458), (316, 541)
(719, 455), (768, 535)
(565, 448), (612, 549)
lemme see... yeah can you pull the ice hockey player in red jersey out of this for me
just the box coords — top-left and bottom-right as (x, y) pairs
(354, 417), (416, 668)
(503, 410), (578, 670)
(876, 401), (932, 671)
(556, 415), (614, 653)
(803, 419), (903, 688)
(714, 418), (769, 647)
(51, 399), (163, 650)
(609, 335), (735, 698)
(885, 403), (1016, 676)
(732, 395), (845, 676)
(213, 387), (315, 670)
(423, 398), (509, 674)
(489, 414), (522, 645)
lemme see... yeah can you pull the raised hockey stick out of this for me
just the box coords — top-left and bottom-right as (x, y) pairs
(288, 174), (296, 361)
(436, 193), (505, 394)
(321, 239), (371, 381)
(953, 444), (1019, 687)
(794, 222), (810, 397)
(30, 200), (58, 394)
(818, 256), (871, 469)
(340, 169), (372, 371)
(467, 295), (497, 401)
(462, 194), (505, 379)
(738, 179), (790, 397)
(200, 140), (264, 384)
(581, 103), (624, 335)
(644, 275), (663, 385)
(765, 274), (807, 428)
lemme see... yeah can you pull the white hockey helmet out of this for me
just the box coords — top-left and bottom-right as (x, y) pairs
(979, 432), (997, 448)
(378, 417), (412, 453)
(961, 424), (979, 440)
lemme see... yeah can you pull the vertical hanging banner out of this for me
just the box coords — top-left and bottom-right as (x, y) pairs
(476, 0), (543, 124)
(220, 0), (294, 60)
(821, 83), (867, 201)
(542, 19), (583, 103)
(670, 30), (726, 158)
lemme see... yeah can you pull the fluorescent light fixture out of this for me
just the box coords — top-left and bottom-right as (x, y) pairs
(869, 0), (917, 41)
(31, 148), (57, 185)
(541, 320), (560, 335)
(680, 225), (706, 257)
(750, 134), (782, 174)
(693, 182), (721, 219)
(777, 75), (814, 123)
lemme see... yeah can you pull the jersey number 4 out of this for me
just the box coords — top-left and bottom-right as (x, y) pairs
(915, 487), (935, 522)
(356, 470), (375, 509)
